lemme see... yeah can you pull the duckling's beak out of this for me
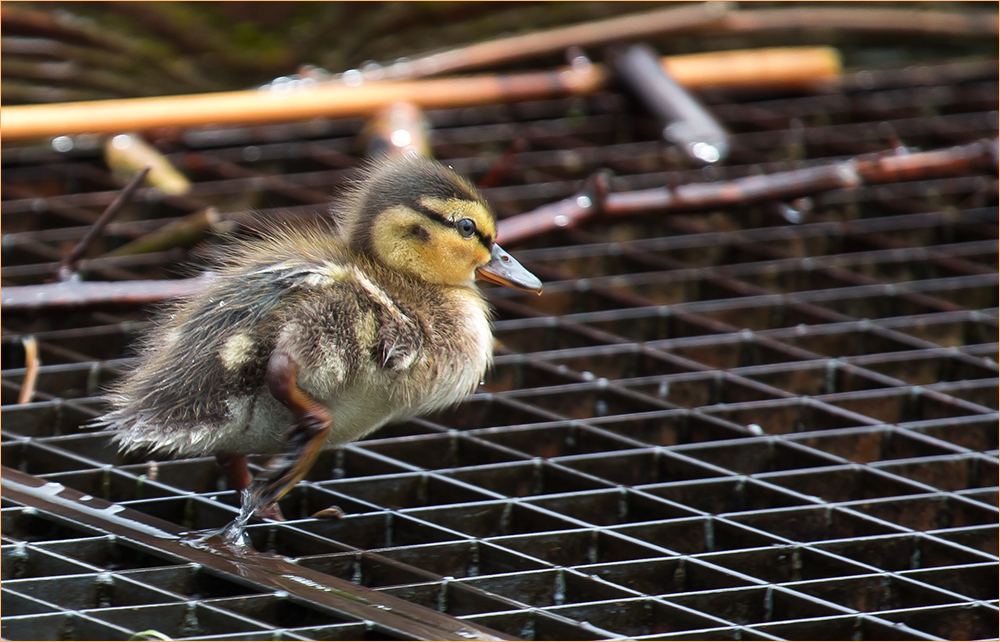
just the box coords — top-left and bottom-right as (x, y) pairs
(476, 244), (543, 294)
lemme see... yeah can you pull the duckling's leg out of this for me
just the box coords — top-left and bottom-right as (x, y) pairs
(245, 351), (332, 517)
(217, 453), (285, 521)
(217, 453), (252, 491)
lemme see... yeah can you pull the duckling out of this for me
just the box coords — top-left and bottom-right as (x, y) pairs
(97, 154), (541, 518)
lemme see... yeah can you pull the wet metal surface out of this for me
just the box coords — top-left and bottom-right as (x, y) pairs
(1, 467), (512, 641)
(2, 58), (998, 641)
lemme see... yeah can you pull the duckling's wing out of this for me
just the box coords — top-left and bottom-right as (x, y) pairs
(95, 266), (295, 456)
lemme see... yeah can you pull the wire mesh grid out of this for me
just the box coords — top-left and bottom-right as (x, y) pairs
(2, 58), (998, 641)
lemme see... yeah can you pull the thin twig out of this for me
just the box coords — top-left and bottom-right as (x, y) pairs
(709, 7), (998, 38)
(18, 337), (40, 404)
(57, 166), (151, 280)
(608, 43), (730, 164)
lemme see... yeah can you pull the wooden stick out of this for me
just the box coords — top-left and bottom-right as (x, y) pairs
(711, 7), (998, 38)
(496, 138), (997, 245)
(359, 101), (432, 157)
(18, 337), (40, 404)
(497, 170), (611, 245)
(1, 47), (841, 141)
(377, 5), (996, 82)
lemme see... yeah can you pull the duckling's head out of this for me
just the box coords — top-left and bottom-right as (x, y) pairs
(341, 154), (541, 293)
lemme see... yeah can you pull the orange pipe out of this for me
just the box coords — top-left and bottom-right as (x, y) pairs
(1, 47), (841, 141)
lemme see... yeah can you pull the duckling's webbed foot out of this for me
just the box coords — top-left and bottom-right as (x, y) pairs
(245, 351), (332, 517)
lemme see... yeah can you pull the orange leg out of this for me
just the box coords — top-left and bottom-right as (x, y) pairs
(216, 453), (253, 492)
(216, 453), (284, 521)
(245, 351), (332, 518)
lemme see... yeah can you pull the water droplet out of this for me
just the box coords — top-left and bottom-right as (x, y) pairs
(52, 136), (74, 152)
(342, 69), (363, 86)
(112, 134), (133, 150)
(390, 129), (413, 147)
(691, 142), (721, 164)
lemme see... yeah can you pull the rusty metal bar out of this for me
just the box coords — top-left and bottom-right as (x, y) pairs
(0, 466), (514, 641)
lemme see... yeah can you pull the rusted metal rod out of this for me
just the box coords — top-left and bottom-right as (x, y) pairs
(0, 466), (513, 641)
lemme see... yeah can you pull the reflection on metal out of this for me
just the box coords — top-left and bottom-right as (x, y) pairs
(2, 467), (511, 641)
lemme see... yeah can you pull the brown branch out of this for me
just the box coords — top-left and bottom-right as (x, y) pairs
(6, 139), (993, 312)
(375, 2), (728, 81)
(497, 170), (611, 245)
(371, 5), (996, 83)
(0, 5), (133, 54)
(18, 337), (40, 404)
(57, 166), (150, 280)
(0, 5), (218, 92)
(497, 138), (998, 245)
(709, 7), (998, 38)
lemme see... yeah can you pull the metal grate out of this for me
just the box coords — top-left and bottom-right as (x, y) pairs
(2, 57), (998, 641)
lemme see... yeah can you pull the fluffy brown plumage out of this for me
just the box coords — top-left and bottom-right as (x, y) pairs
(97, 155), (541, 469)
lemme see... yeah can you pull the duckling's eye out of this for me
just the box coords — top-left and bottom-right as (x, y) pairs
(456, 218), (476, 238)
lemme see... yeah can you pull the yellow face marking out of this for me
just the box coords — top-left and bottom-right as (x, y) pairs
(220, 333), (255, 371)
(371, 204), (493, 286)
(418, 196), (497, 242)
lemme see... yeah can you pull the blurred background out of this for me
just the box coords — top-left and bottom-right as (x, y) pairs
(2, 1), (997, 104)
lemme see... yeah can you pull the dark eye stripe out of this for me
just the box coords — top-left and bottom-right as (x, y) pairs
(411, 202), (493, 249)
